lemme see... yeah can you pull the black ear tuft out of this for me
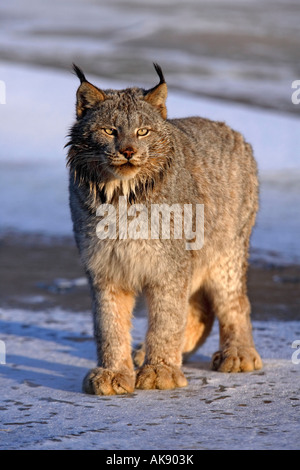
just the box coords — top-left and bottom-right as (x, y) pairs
(73, 65), (107, 119)
(153, 63), (166, 85)
(144, 63), (168, 119)
(72, 64), (87, 84)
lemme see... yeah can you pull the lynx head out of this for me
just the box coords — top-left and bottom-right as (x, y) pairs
(67, 64), (173, 202)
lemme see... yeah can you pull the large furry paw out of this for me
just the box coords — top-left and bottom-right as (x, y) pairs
(211, 346), (263, 373)
(136, 364), (188, 390)
(82, 367), (135, 395)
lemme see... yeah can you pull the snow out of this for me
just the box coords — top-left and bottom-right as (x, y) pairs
(0, 61), (300, 261)
(0, 307), (299, 450)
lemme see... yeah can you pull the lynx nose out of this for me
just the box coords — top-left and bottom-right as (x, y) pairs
(120, 147), (136, 160)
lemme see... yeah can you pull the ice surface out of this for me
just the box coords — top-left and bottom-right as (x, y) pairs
(0, 62), (299, 261)
(0, 307), (299, 450)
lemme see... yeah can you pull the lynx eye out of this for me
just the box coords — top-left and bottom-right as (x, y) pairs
(103, 128), (116, 136)
(137, 128), (150, 137)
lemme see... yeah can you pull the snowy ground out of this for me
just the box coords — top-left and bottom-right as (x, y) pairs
(0, 307), (299, 450)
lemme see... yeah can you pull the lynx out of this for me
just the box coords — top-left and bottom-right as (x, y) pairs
(66, 63), (262, 395)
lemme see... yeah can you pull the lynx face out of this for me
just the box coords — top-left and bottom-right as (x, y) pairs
(96, 121), (151, 181)
(67, 64), (171, 194)
(79, 96), (167, 181)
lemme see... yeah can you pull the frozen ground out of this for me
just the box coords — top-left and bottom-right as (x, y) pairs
(0, 307), (299, 450)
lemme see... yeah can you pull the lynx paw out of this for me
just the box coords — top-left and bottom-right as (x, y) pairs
(82, 367), (135, 395)
(211, 346), (263, 373)
(132, 342), (146, 367)
(136, 364), (188, 390)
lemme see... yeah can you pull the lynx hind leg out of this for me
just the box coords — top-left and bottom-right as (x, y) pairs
(132, 342), (146, 368)
(182, 288), (215, 362)
(209, 250), (262, 373)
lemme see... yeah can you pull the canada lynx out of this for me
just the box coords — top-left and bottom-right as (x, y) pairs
(67, 63), (262, 395)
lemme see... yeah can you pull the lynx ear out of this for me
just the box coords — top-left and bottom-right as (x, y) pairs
(144, 63), (168, 119)
(73, 64), (107, 119)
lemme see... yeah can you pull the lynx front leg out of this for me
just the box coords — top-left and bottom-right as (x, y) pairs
(83, 283), (136, 395)
(209, 255), (262, 373)
(136, 281), (189, 390)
